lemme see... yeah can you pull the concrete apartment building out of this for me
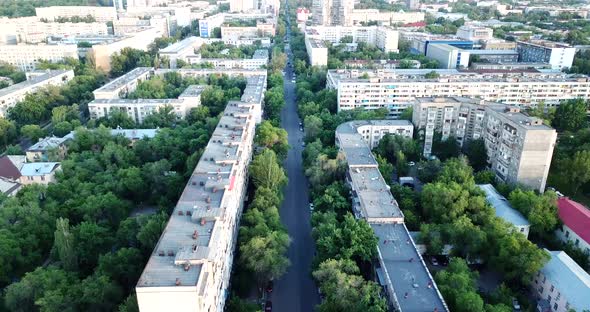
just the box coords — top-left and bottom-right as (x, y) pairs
(157, 36), (222, 68)
(478, 184), (531, 238)
(198, 13), (275, 38)
(0, 16), (107, 44)
(456, 25), (494, 41)
(310, 0), (423, 26)
(556, 197), (590, 256)
(532, 250), (590, 312)
(305, 37), (329, 66)
(89, 27), (164, 72)
(411, 97), (556, 192)
(35, 6), (117, 23)
(335, 120), (448, 312)
(114, 15), (177, 37)
(463, 49), (519, 63)
(89, 84), (205, 123)
(426, 44), (470, 69)
(90, 67), (266, 124)
(0, 44), (78, 71)
(326, 68), (590, 118)
(305, 26), (399, 52)
(135, 71), (265, 312)
(345, 10), (424, 26)
(0, 69), (74, 117)
(517, 40), (576, 70)
(185, 49), (269, 70)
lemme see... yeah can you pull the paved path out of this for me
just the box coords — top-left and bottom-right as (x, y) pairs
(269, 19), (320, 312)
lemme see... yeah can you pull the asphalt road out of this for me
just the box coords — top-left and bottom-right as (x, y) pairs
(269, 26), (320, 312)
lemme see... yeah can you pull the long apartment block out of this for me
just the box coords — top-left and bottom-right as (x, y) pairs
(0, 69), (74, 117)
(135, 69), (266, 312)
(89, 67), (266, 124)
(335, 120), (448, 312)
(158, 37), (270, 69)
(327, 68), (590, 118)
(412, 97), (557, 192)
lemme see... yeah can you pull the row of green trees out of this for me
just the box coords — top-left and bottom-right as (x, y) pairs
(226, 49), (290, 310)
(289, 22), (390, 311)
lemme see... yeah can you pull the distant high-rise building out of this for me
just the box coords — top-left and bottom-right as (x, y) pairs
(311, 0), (352, 25)
(406, 0), (419, 10)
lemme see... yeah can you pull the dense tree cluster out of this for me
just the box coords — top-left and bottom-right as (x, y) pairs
(0, 63), (26, 88)
(0, 74), (233, 309)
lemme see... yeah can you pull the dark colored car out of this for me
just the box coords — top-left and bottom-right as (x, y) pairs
(265, 301), (272, 312)
(266, 281), (273, 293)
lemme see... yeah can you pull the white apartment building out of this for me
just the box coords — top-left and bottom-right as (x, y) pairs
(89, 27), (164, 72)
(305, 37), (328, 66)
(556, 197), (590, 257)
(411, 97), (556, 192)
(90, 82), (204, 123)
(125, 6), (192, 27)
(35, 6), (117, 23)
(0, 44), (78, 71)
(327, 68), (590, 118)
(335, 120), (448, 312)
(0, 17), (107, 44)
(93, 67), (154, 100)
(198, 13), (275, 38)
(158, 36), (222, 68)
(0, 70), (74, 117)
(426, 44), (470, 69)
(532, 250), (590, 312)
(136, 72), (265, 312)
(456, 25), (494, 41)
(114, 15), (177, 37)
(186, 49), (269, 70)
(230, 0), (256, 12)
(305, 26), (399, 52)
(517, 40), (576, 70)
(345, 10), (424, 26)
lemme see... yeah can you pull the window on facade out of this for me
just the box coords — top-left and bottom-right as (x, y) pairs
(41, 176), (45, 181)
(550, 285), (554, 292)
(548, 295), (552, 302)
(576, 239), (580, 246)
(553, 303), (558, 311)
(565, 230), (570, 238)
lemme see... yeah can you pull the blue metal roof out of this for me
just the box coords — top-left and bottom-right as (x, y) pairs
(20, 162), (60, 176)
(542, 250), (590, 311)
(477, 184), (530, 227)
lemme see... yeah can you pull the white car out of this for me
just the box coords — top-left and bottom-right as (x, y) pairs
(408, 161), (416, 166)
(309, 203), (315, 211)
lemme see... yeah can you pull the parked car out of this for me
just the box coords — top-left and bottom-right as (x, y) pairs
(408, 161), (415, 166)
(512, 298), (521, 311)
(302, 142), (305, 147)
(266, 281), (273, 293)
(309, 203), (315, 212)
(265, 301), (272, 312)
(430, 256), (439, 266)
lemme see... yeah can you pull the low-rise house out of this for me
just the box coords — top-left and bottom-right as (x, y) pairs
(478, 184), (531, 238)
(26, 136), (70, 162)
(19, 162), (60, 185)
(532, 250), (590, 312)
(556, 197), (590, 256)
(0, 177), (21, 197)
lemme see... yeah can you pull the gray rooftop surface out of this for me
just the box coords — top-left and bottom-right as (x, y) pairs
(0, 70), (72, 98)
(159, 36), (200, 54)
(252, 49), (269, 59)
(335, 121), (378, 167)
(373, 223), (448, 312)
(179, 85), (206, 98)
(137, 92), (259, 289)
(28, 136), (69, 152)
(478, 184), (530, 227)
(541, 250), (590, 311)
(350, 167), (403, 219)
(94, 67), (152, 93)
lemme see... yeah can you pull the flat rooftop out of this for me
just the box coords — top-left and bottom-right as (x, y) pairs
(179, 85), (206, 98)
(335, 121), (378, 167)
(464, 49), (518, 55)
(350, 167), (403, 219)
(159, 36), (200, 54)
(372, 223), (448, 312)
(252, 49), (269, 59)
(308, 38), (327, 49)
(0, 70), (72, 98)
(327, 68), (590, 84)
(94, 67), (152, 94)
(138, 100), (257, 288)
(90, 98), (185, 105)
(478, 184), (530, 227)
(241, 75), (266, 104)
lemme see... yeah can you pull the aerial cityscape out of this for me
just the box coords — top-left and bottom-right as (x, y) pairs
(1, 0), (590, 311)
